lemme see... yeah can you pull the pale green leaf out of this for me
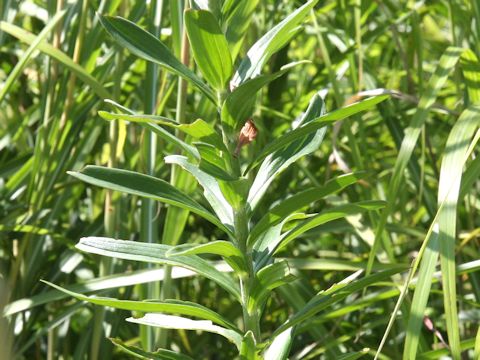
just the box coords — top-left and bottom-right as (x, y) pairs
(43, 281), (238, 331)
(76, 237), (240, 300)
(185, 9), (232, 90)
(127, 314), (243, 350)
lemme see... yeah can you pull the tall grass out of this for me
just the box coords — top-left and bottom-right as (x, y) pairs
(1, 1), (480, 359)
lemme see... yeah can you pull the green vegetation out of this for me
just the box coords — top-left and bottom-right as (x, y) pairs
(1, 1), (480, 359)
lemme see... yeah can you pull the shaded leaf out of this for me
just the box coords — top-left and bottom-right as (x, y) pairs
(98, 15), (216, 103)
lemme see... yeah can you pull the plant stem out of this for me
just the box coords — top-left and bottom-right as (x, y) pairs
(234, 205), (260, 341)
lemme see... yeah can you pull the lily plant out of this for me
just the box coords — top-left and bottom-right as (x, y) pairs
(46, 0), (397, 358)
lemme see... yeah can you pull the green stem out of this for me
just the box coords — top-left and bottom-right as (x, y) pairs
(234, 206), (260, 342)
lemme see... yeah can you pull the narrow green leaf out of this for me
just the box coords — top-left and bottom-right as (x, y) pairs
(0, 21), (109, 99)
(246, 95), (389, 173)
(98, 111), (177, 125)
(437, 106), (480, 358)
(4, 267), (212, 317)
(111, 338), (194, 360)
(222, 0), (260, 61)
(101, 101), (200, 159)
(76, 237), (240, 300)
(253, 213), (308, 270)
(248, 172), (367, 245)
(164, 155), (234, 228)
(184, 9), (232, 90)
(178, 119), (227, 151)
(43, 281), (238, 331)
(127, 314), (243, 350)
(474, 327), (480, 360)
(263, 327), (294, 360)
(222, 61), (308, 137)
(68, 165), (230, 234)
(231, 0), (319, 86)
(249, 260), (295, 311)
(166, 241), (247, 274)
(195, 142), (237, 181)
(367, 47), (463, 274)
(247, 92), (325, 210)
(273, 268), (403, 336)
(460, 49), (480, 104)
(403, 228), (440, 359)
(98, 15), (216, 103)
(275, 201), (386, 254)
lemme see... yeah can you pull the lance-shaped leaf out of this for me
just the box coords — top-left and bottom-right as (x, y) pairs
(404, 106), (480, 358)
(222, 61), (307, 138)
(98, 15), (216, 103)
(166, 241), (248, 275)
(248, 172), (368, 245)
(263, 327), (294, 360)
(103, 100), (199, 159)
(272, 268), (403, 336)
(231, 0), (319, 86)
(76, 237), (240, 300)
(180, 119), (227, 151)
(127, 314), (243, 350)
(68, 165), (231, 235)
(222, 0), (260, 61)
(194, 142), (238, 181)
(253, 213), (309, 270)
(246, 95), (389, 173)
(4, 266), (226, 317)
(42, 280), (239, 331)
(275, 201), (386, 254)
(249, 260), (295, 311)
(100, 110), (227, 154)
(185, 9), (233, 90)
(164, 155), (234, 228)
(247, 92), (326, 210)
(111, 338), (194, 360)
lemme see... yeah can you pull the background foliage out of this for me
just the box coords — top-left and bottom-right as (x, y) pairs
(1, 0), (480, 359)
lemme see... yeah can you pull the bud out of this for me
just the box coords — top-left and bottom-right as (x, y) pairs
(235, 119), (257, 155)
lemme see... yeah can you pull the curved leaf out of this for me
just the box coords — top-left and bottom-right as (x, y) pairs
(248, 172), (367, 246)
(185, 9), (232, 90)
(247, 92), (325, 210)
(76, 237), (240, 300)
(0, 21), (109, 99)
(273, 268), (403, 336)
(246, 95), (389, 173)
(43, 280), (239, 331)
(164, 155), (234, 228)
(98, 15), (216, 103)
(68, 165), (231, 235)
(166, 241), (247, 274)
(127, 314), (243, 350)
(275, 201), (386, 254)
(222, 61), (308, 137)
(231, 0), (319, 86)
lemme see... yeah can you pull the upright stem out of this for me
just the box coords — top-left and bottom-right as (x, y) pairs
(234, 206), (260, 341)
